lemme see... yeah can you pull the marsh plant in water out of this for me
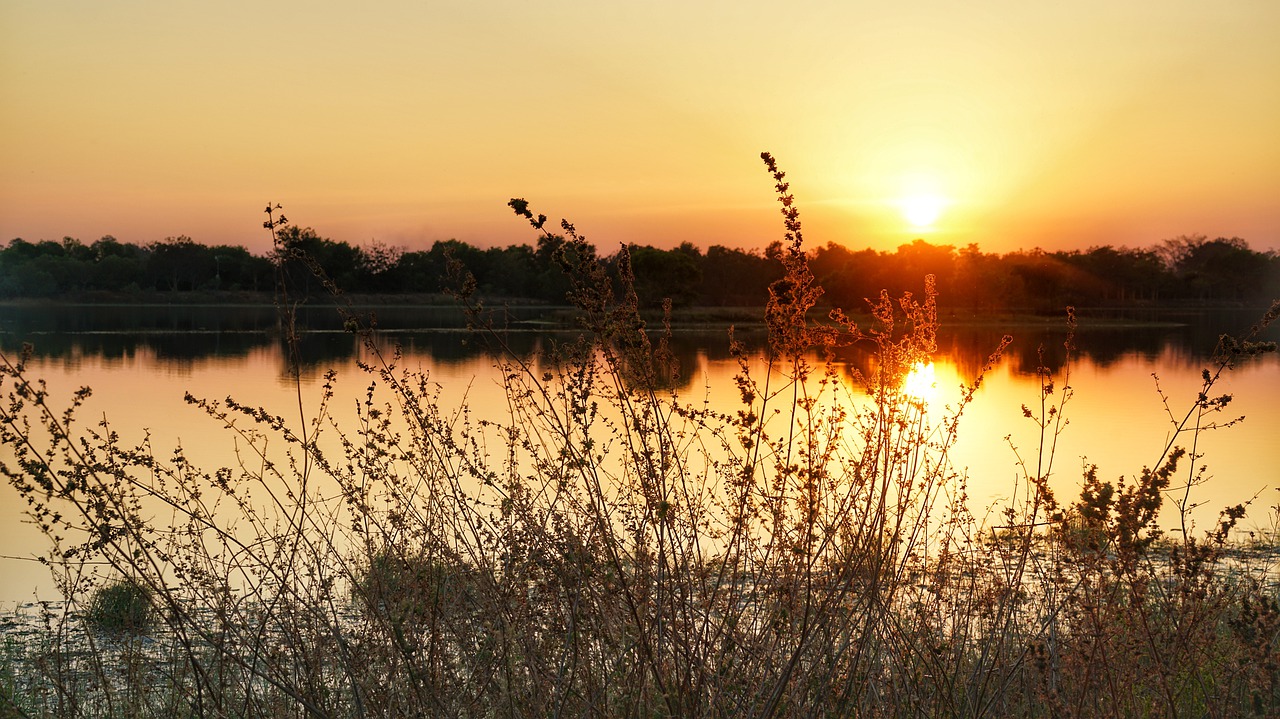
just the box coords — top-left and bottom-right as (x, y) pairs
(1, 154), (1278, 717)
(83, 578), (154, 636)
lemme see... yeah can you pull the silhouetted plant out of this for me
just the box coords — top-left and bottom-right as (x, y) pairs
(0, 160), (1276, 718)
(83, 577), (154, 635)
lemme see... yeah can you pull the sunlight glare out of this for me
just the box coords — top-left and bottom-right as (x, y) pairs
(892, 171), (950, 231)
(902, 361), (938, 404)
(899, 194), (946, 230)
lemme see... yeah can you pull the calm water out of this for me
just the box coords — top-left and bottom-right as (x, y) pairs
(2, 303), (1277, 603)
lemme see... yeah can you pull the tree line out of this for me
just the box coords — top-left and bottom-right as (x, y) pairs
(2, 229), (1276, 311)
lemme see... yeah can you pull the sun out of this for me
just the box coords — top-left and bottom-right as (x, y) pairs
(890, 170), (951, 231)
(898, 193), (947, 230)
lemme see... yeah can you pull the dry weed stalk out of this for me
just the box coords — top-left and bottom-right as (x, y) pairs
(0, 160), (1276, 718)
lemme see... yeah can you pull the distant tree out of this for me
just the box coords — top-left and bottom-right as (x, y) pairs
(951, 243), (1021, 310)
(61, 237), (95, 262)
(0, 239), (56, 296)
(427, 239), (490, 295)
(882, 240), (958, 299)
(1061, 245), (1168, 303)
(359, 240), (404, 291)
(34, 240), (66, 257)
(1156, 234), (1208, 273)
(809, 242), (879, 310)
(531, 234), (596, 303)
(4, 238), (40, 260)
(8, 237), (92, 293)
(389, 250), (438, 293)
(698, 245), (779, 306)
(625, 245), (703, 308)
(0, 228), (1271, 307)
(207, 244), (272, 291)
(1002, 249), (1081, 311)
(148, 236), (214, 291)
(673, 241), (702, 262)
(273, 227), (364, 294)
(1165, 236), (1271, 301)
(91, 235), (125, 259)
(483, 244), (538, 297)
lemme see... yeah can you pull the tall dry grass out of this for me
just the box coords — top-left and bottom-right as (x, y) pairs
(1, 155), (1278, 718)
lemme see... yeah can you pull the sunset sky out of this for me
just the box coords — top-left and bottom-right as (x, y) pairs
(2, 1), (1277, 256)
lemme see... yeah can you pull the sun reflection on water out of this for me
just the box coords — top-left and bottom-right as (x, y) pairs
(902, 360), (938, 404)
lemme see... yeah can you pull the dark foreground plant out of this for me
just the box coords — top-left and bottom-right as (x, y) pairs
(84, 578), (154, 635)
(0, 155), (1277, 718)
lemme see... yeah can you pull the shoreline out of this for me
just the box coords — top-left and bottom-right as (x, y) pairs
(2, 293), (1270, 333)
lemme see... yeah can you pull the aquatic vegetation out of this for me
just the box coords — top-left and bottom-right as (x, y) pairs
(83, 578), (154, 636)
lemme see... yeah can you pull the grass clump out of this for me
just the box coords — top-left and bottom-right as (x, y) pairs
(352, 548), (478, 629)
(83, 578), (154, 636)
(0, 156), (1275, 717)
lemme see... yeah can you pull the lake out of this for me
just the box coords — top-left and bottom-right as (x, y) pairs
(1, 302), (1277, 604)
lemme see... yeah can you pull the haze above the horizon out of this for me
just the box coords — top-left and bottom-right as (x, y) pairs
(2, 1), (1277, 256)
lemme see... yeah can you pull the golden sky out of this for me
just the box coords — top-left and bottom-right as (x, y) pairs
(2, 1), (1277, 255)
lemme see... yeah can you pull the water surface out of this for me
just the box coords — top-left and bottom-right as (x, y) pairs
(2, 304), (1276, 603)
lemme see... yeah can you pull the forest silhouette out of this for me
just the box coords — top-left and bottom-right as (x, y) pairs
(2, 229), (1276, 312)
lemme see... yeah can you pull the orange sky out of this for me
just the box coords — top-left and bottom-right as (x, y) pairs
(2, 1), (1277, 256)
